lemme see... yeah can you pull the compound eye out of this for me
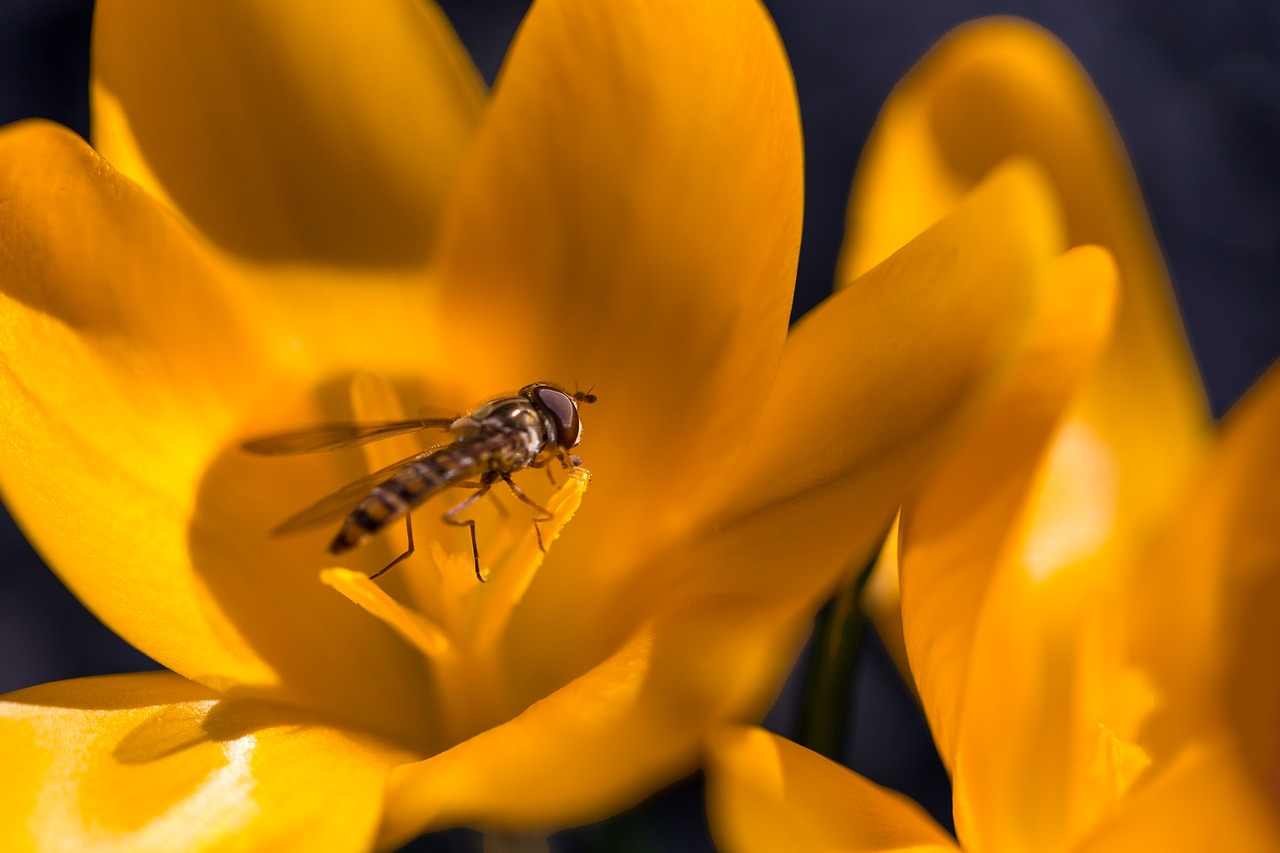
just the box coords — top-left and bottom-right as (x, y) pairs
(532, 386), (581, 448)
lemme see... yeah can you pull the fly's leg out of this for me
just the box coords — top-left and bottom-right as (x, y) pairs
(444, 479), (493, 582)
(554, 450), (582, 471)
(530, 452), (558, 486)
(458, 479), (509, 518)
(500, 474), (554, 553)
(369, 513), (415, 581)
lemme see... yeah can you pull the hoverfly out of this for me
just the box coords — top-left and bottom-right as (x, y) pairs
(242, 383), (596, 582)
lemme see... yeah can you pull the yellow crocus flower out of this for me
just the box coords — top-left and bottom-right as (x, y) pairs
(707, 18), (1280, 853)
(0, 3), (1076, 849)
(708, 362), (1280, 851)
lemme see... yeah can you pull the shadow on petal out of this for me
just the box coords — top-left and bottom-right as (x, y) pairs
(0, 672), (402, 852)
(187, 381), (442, 753)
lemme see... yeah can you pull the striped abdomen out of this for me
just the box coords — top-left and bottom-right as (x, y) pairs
(329, 446), (480, 554)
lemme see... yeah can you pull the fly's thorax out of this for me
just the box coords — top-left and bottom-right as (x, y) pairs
(469, 398), (554, 446)
(474, 425), (542, 474)
(450, 397), (532, 441)
(470, 396), (534, 425)
(442, 396), (547, 475)
(449, 415), (481, 438)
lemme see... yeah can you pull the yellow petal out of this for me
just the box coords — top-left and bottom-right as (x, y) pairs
(559, 168), (1070, 744)
(0, 122), (435, 748)
(862, 517), (914, 691)
(92, 0), (483, 265)
(0, 672), (407, 853)
(428, 0), (804, 604)
(951, 548), (1143, 852)
(436, 205), (1105, 841)
(672, 243), (1116, 853)
(1076, 738), (1280, 853)
(1132, 360), (1280, 779)
(895, 244), (1117, 778)
(378, 599), (804, 842)
(704, 726), (958, 853)
(1217, 365), (1280, 790)
(842, 17), (1209, 590)
(500, 161), (1064, 707)
(718, 159), (1062, 533)
(889, 247), (1125, 851)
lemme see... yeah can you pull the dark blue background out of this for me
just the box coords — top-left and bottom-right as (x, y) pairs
(2, 1), (1278, 850)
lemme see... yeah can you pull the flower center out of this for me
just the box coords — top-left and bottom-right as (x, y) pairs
(317, 374), (590, 745)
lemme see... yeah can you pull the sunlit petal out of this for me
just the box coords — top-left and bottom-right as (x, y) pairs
(1076, 738), (1280, 853)
(91, 0), (483, 265)
(504, 161), (1067, 708)
(379, 599), (803, 841)
(842, 19), (1197, 437)
(430, 0), (803, 593)
(886, 247), (1123, 851)
(705, 726), (958, 853)
(719, 160), (1063, 533)
(846, 17), (1210, 760)
(1131, 361), (1280, 780)
(896, 245), (1117, 779)
(0, 121), (436, 748)
(0, 672), (405, 853)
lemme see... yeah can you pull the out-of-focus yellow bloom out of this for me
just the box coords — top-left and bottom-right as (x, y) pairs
(706, 363), (1280, 852)
(0, 3), (1065, 849)
(854, 15), (1209, 678)
(706, 18), (1280, 853)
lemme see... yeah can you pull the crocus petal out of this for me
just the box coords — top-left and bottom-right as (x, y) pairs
(704, 726), (958, 853)
(0, 122), (436, 747)
(0, 672), (406, 853)
(1131, 360), (1280, 779)
(950, 527), (1137, 853)
(429, 0), (803, 601)
(91, 0), (484, 265)
(1217, 365), (1280, 792)
(896, 245), (1117, 775)
(675, 244), (1116, 853)
(519, 167), (1083, 787)
(500, 161), (1065, 708)
(717, 159), (1061, 534)
(840, 18), (1195, 405)
(891, 248), (1124, 852)
(845, 14), (1209, 712)
(378, 599), (803, 842)
(862, 516), (913, 687)
(846, 15), (1207, 525)
(1076, 739), (1280, 853)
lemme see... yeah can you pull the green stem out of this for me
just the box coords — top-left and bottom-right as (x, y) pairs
(795, 556), (877, 762)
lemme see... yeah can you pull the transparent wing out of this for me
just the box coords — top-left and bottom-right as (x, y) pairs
(271, 449), (438, 535)
(417, 404), (462, 422)
(242, 417), (456, 455)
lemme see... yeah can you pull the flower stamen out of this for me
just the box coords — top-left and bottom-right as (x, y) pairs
(320, 568), (450, 658)
(472, 467), (591, 652)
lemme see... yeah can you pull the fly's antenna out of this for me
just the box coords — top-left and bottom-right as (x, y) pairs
(573, 382), (598, 405)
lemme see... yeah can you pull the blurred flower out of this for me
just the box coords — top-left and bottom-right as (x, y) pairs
(706, 18), (1280, 852)
(706, 362), (1280, 852)
(0, 2), (1060, 849)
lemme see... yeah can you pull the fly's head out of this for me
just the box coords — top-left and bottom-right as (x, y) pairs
(521, 383), (597, 450)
